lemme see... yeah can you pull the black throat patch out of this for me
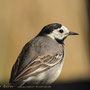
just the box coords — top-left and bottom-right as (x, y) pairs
(55, 37), (67, 44)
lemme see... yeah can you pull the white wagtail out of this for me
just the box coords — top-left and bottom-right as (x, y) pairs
(9, 23), (79, 86)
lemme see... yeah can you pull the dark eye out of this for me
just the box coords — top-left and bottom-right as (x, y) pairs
(59, 29), (64, 33)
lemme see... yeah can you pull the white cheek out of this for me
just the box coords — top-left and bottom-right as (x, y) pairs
(53, 31), (64, 39)
(55, 34), (62, 39)
(48, 30), (63, 40)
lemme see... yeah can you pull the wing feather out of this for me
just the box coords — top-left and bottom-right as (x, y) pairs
(13, 54), (63, 82)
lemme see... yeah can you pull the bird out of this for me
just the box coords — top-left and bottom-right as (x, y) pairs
(9, 23), (79, 86)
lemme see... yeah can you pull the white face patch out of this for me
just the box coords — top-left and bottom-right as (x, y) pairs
(48, 25), (69, 40)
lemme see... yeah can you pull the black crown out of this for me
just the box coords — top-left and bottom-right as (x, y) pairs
(39, 23), (62, 36)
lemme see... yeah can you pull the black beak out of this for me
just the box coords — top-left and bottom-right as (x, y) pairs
(69, 31), (79, 35)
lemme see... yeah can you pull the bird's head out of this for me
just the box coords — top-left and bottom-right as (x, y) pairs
(39, 23), (79, 44)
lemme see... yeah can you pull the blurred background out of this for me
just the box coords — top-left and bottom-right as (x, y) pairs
(0, 0), (90, 89)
